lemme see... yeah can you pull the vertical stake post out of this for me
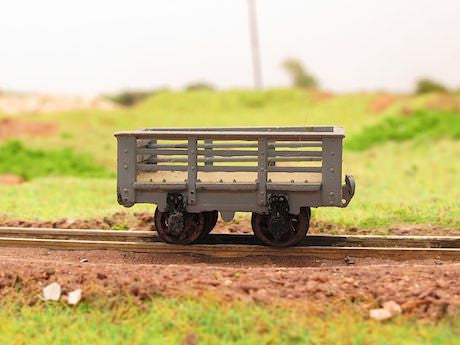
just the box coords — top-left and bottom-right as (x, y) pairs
(149, 138), (157, 166)
(188, 138), (198, 205)
(257, 138), (268, 206)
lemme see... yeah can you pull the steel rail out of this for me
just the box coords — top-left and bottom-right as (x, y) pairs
(0, 237), (459, 260)
(0, 227), (459, 260)
(0, 227), (459, 248)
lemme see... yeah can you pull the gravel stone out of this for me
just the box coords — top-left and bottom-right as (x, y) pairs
(382, 301), (402, 315)
(370, 308), (393, 321)
(43, 282), (61, 301)
(68, 289), (82, 305)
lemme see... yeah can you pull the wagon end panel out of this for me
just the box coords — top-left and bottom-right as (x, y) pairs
(321, 137), (343, 207)
(116, 135), (137, 207)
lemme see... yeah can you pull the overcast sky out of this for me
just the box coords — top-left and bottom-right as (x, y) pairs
(0, 0), (459, 94)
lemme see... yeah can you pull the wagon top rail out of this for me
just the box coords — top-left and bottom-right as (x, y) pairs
(139, 125), (338, 132)
(114, 126), (345, 140)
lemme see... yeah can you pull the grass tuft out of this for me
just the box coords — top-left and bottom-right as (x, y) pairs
(347, 110), (460, 151)
(0, 140), (112, 180)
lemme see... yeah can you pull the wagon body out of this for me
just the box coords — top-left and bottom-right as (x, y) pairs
(115, 126), (354, 214)
(115, 126), (355, 246)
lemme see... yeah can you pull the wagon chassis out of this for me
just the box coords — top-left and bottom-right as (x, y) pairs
(115, 126), (355, 246)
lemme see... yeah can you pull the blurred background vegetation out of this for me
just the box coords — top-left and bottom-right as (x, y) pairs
(282, 59), (319, 89)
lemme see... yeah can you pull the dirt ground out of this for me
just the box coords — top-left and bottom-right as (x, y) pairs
(368, 94), (397, 113)
(1, 212), (459, 319)
(0, 174), (24, 185)
(0, 246), (459, 319)
(0, 118), (58, 141)
(1, 211), (459, 237)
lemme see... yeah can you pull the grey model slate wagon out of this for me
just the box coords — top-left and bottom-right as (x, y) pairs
(115, 126), (355, 247)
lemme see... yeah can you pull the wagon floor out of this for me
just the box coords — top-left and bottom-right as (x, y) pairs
(137, 171), (322, 185)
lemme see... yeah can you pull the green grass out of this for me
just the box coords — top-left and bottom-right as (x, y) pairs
(315, 139), (460, 229)
(0, 298), (458, 345)
(1, 139), (457, 230)
(347, 110), (460, 151)
(0, 177), (125, 220)
(0, 89), (459, 229)
(0, 140), (112, 180)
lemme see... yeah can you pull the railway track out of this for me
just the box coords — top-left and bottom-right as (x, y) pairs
(0, 227), (459, 261)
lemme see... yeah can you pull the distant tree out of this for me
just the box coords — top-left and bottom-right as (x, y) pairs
(282, 59), (318, 89)
(185, 81), (214, 91)
(106, 88), (167, 107)
(106, 91), (149, 106)
(415, 78), (448, 94)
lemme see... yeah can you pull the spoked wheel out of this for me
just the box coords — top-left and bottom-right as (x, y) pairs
(251, 207), (310, 247)
(154, 208), (205, 244)
(202, 211), (219, 237)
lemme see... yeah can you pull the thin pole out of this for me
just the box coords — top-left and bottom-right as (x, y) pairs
(247, 0), (263, 89)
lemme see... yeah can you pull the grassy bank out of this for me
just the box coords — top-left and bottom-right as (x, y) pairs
(1, 138), (458, 229)
(20, 89), (392, 168)
(0, 89), (459, 229)
(1, 298), (458, 345)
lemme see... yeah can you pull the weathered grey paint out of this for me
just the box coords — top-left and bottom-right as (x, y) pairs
(115, 126), (354, 216)
(204, 139), (213, 166)
(257, 138), (268, 206)
(187, 138), (197, 205)
(117, 136), (137, 207)
(321, 138), (343, 206)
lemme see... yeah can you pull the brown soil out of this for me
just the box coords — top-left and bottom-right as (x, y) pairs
(368, 94), (397, 113)
(0, 213), (458, 319)
(1, 212), (458, 237)
(0, 118), (58, 140)
(425, 94), (460, 112)
(1, 213), (458, 319)
(0, 174), (24, 185)
(0, 247), (458, 319)
(0, 212), (460, 319)
(311, 90), (334, 102)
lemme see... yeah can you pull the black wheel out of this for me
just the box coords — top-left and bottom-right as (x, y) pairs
(154, 208), (205, 244)
(251, 207), (310, 247)
(203, 211), (218, 235)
